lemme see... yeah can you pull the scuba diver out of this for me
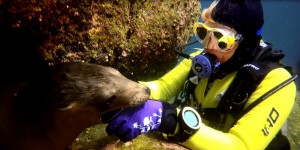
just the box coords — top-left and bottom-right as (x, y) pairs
(103, 0), (297, 149)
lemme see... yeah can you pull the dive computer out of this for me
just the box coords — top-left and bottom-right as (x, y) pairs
(177, 106), (202, 142)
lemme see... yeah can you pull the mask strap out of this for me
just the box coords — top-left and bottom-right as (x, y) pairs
(235, 34), (243, 43)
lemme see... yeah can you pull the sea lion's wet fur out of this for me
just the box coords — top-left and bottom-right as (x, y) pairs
(0, 62), (150, 150)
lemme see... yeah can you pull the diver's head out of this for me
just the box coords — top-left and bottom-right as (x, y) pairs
(196, 0), (264, 64)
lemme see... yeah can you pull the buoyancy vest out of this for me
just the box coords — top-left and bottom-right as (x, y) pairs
(173, 43), (296, 131)
(172, 43), (297, 149)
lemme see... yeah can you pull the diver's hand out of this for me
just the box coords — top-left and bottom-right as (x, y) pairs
(106, 100), (163, 142)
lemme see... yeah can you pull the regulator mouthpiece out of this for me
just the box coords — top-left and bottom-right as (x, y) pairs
(192, 53), (220, 78)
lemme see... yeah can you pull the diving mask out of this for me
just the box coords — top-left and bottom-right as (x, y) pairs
(193, 22), (243, 52)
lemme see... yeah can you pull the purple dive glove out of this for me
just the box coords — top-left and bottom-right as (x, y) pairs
(106, 99), (163, 142)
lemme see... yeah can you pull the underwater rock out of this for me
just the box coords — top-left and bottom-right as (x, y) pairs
(0, 0), (200, 80)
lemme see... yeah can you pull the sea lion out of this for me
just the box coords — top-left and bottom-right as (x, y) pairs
(0, 62), (150, 150)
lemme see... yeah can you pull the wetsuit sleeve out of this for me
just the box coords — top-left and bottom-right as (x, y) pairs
(139, 51), (201, 101)
(179, 68), (296, 150)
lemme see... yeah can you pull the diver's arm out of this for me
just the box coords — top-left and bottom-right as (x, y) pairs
(140, 51), (201, 101)
(178, 68), (296, 150)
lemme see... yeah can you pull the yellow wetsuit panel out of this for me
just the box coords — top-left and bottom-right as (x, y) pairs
(139, 51), (201, 101)
(181, 68), (296, 150)
(141, 51), (296, 149)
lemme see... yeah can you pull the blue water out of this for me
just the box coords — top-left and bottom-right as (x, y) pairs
(187, 0), (300, 87)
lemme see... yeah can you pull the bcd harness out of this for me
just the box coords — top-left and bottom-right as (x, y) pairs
(172, 42), (297, 136)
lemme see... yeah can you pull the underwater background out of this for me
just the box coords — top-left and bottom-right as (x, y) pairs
(187, 0), (300, 89)
(70, 1), (300, 149)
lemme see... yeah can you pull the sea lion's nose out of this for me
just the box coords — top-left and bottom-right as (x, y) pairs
(139, 84), (150, 95)
(145, 86), (151, 95)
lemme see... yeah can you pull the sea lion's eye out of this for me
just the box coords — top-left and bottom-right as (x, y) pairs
(105, 95), (116, 107)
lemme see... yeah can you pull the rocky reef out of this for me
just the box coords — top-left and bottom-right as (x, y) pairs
(0, 0), (201, 81)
